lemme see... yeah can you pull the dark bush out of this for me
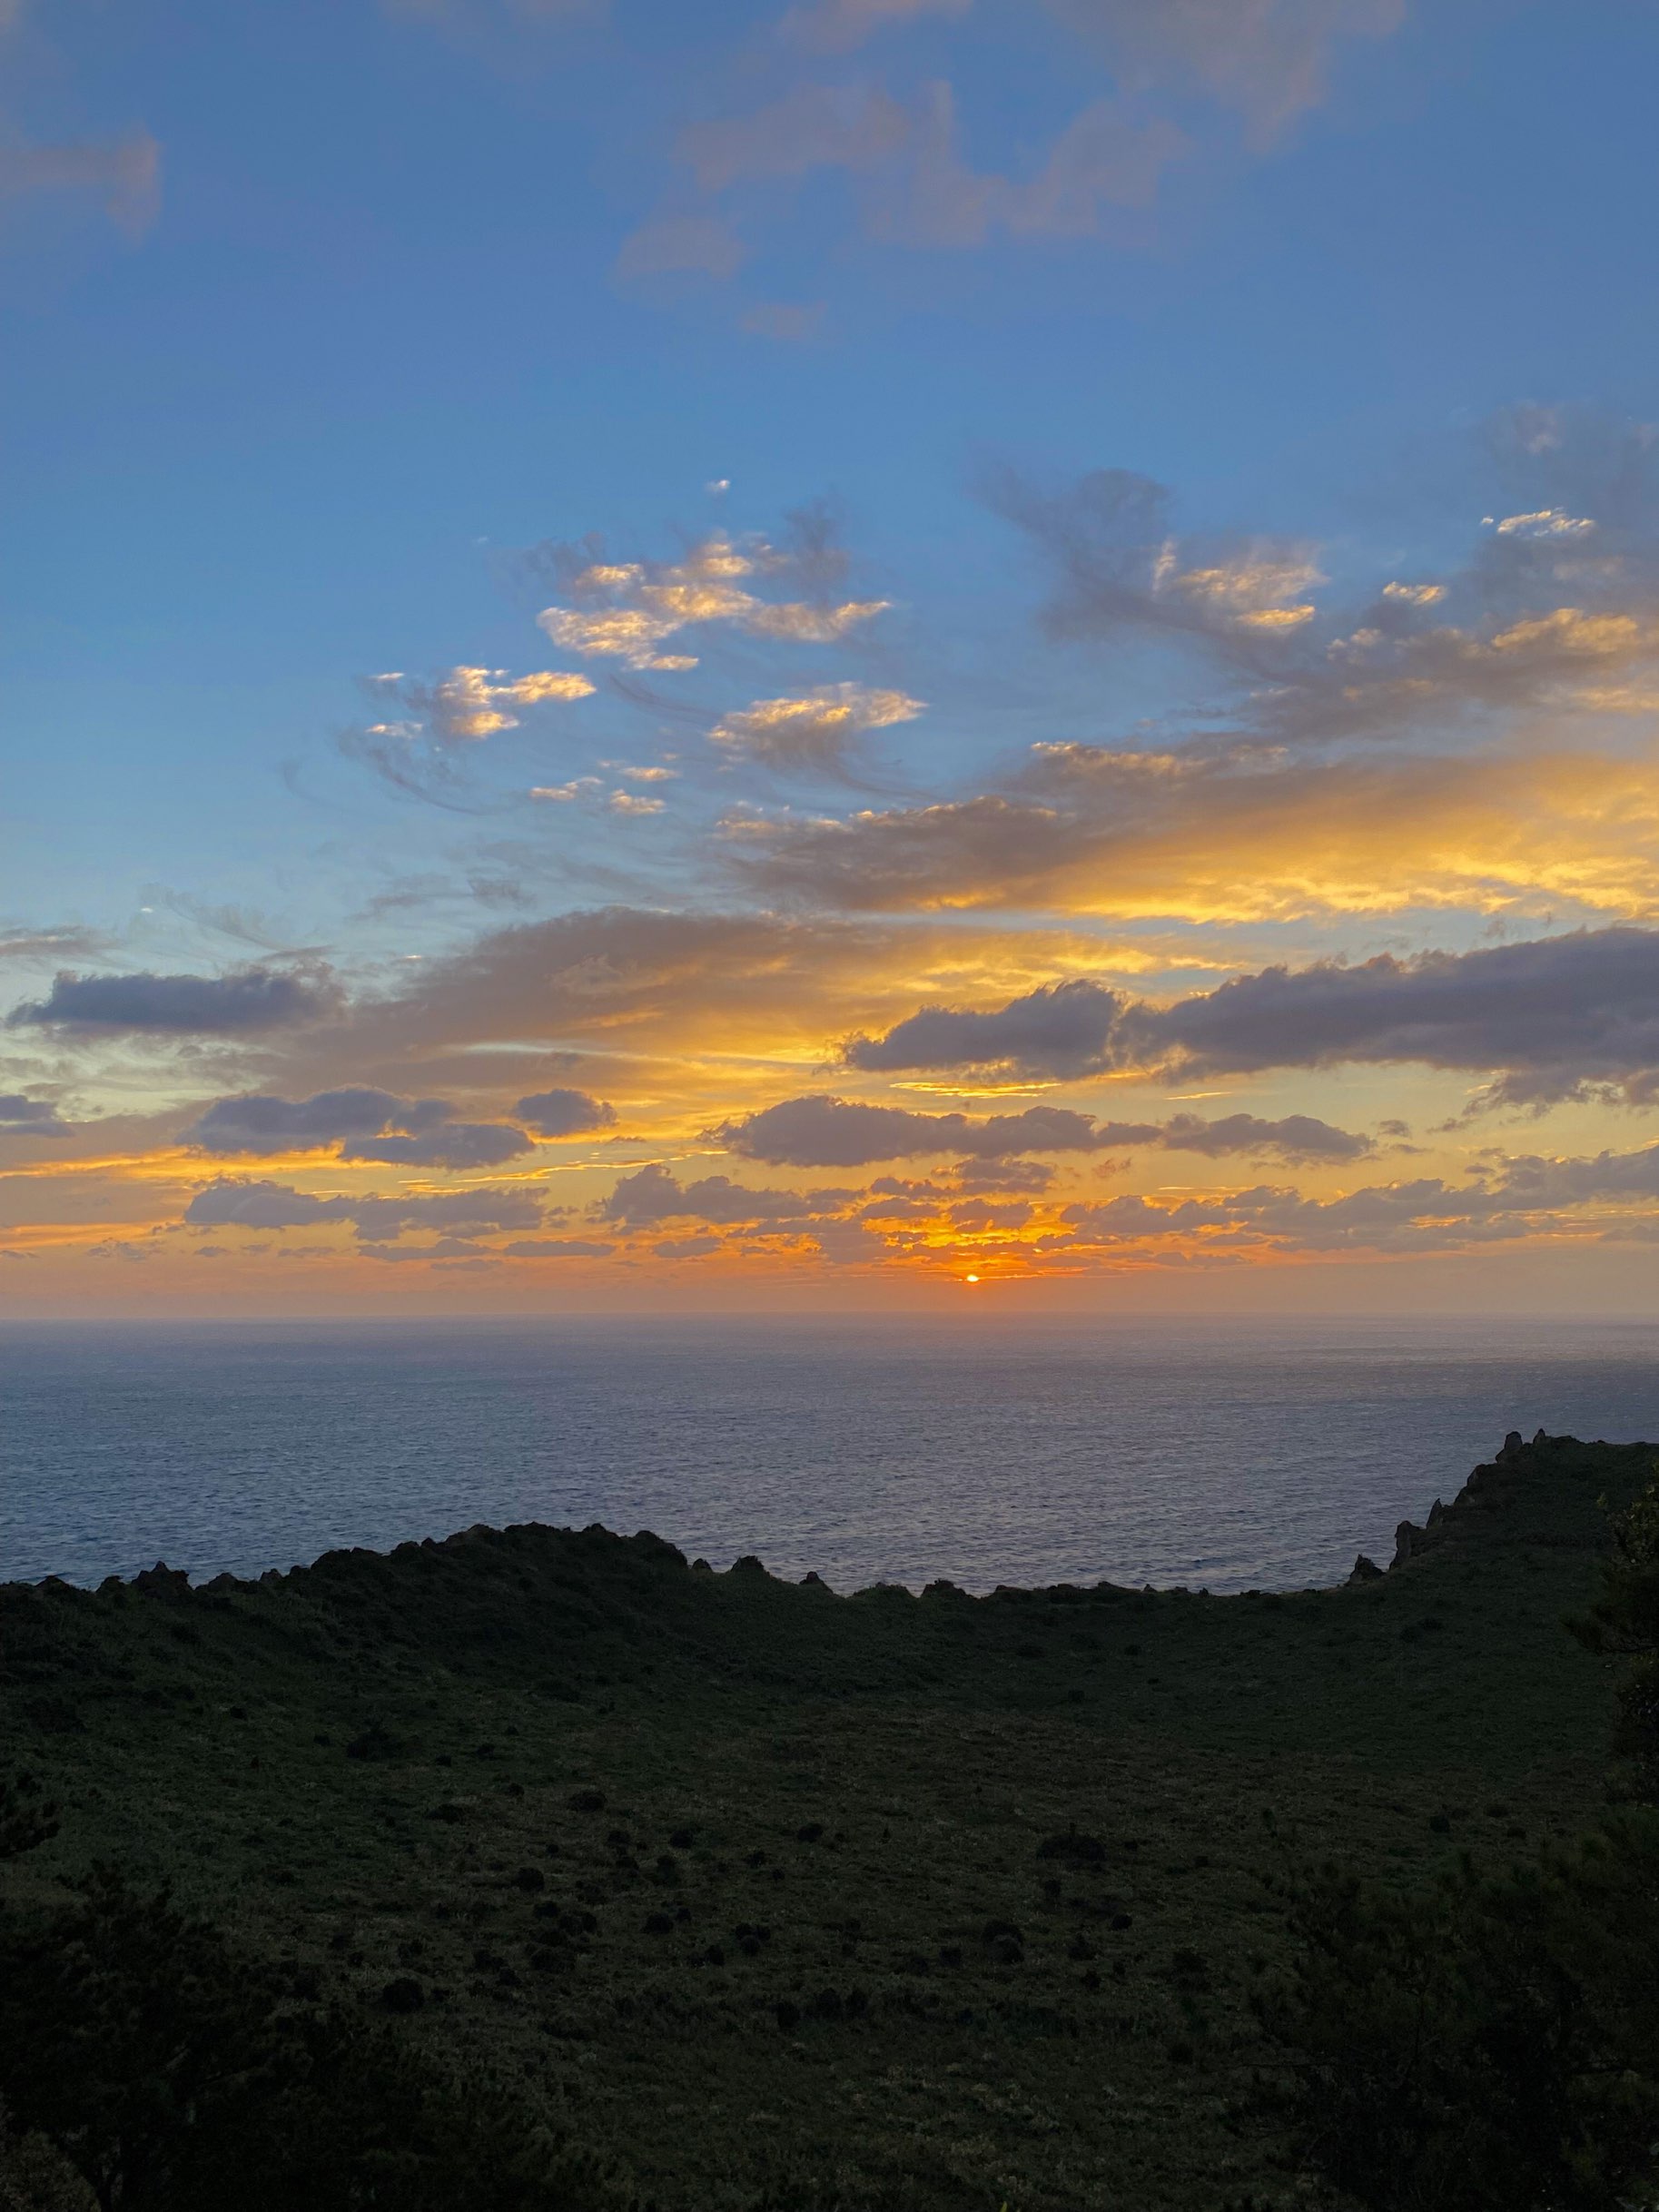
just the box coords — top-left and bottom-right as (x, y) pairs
(1570, 1473), (1659, 1802)
(0, 1870), (605, 2212)
(1037, 1830), (1105, 1865)
(0, 1771), (57, 1864)
(1255, 1817), (1659, 2210)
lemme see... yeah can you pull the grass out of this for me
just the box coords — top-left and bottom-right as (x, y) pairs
(1, 1431), (1650, 2209)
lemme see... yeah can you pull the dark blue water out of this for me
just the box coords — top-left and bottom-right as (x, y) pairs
(3, 1316), (1656, 1594)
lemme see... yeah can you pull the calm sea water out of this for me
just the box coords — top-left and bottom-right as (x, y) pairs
(3, 1316), (1657, 1595)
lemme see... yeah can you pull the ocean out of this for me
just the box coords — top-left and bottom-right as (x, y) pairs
(3, 1315), (1657, 1595)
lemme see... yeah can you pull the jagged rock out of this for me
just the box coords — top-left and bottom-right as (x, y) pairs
(1427, 1498), (1446, 1526)
(1392, 1520), (1426, 1568)
(1347, 1555), (1384, 1584)
(1499, 1430), (1525, 1461)
(1533, 1427), (1549, 1445)
(132, 1563), (192, 1598)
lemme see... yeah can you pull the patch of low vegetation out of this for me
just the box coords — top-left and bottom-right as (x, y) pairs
(1, 1434), (1655, 2208)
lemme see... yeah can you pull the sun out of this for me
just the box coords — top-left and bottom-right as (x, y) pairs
(964, 1272), (981, 1284)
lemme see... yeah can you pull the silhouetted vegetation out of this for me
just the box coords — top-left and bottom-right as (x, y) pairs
(0, 1870), (601, 2212)
(1255, 1466), (1659, 2209)
(3, 1433), (1655, 2207)
(1571, 1471), (1659, 1801)
(1256, 1820), (1659, 2208)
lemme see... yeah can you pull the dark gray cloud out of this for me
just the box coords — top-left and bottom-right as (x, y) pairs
(186, 1089), (413, 1154)
(846, 978), (1126, 1080)
(844, 926), (1659, 1109)
(600, 1161), (854, 1228)
(512, 1087), (617, 1138)
(184, 1087), (534, 1167)
(1155, 1111), (1372, 1162)
(0, 1094), (74, 1139)
(710, 1094), (1108, 1165)
(1131, 928), (1659, 1107)
(709, 1091), (1369, 1165)
(340, 1123), (535, 1169)
(8, 965), (340, 1034)
(183, 1180), (545, 1239)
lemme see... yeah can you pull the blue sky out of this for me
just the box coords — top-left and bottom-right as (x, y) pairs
(10, 0), (1659, 1310)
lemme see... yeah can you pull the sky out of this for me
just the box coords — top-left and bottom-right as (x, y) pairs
(9, 0), (1659, 1314)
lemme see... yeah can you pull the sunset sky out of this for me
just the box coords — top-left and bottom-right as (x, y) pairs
(8, 0), (1659, 1311)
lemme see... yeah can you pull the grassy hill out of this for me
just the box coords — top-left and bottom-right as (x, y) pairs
(1, 1431), (1650, 2210)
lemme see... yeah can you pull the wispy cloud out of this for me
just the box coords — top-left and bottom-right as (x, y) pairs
(782, 0), (972, 55)
(0, 133), (161, 236)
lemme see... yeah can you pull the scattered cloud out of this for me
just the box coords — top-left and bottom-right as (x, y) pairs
(365, 665), (594, 741)
(1050, 1134), (1659, 1262)
(601, 1160), (854, 1226)
(711, 684), (924, 774)
(532, 530), (886, 670)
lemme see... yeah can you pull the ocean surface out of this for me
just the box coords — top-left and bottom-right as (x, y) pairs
(3, 1316), (1657, 1595)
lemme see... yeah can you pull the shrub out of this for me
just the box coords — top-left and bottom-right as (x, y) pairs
(1255, 1816), (1659, 2210)
(0, 1870), (605, 2212)
(1570, 1473), (1659, 1802)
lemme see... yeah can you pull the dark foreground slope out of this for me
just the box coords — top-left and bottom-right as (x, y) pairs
(0, 1434), (1650, 2210)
